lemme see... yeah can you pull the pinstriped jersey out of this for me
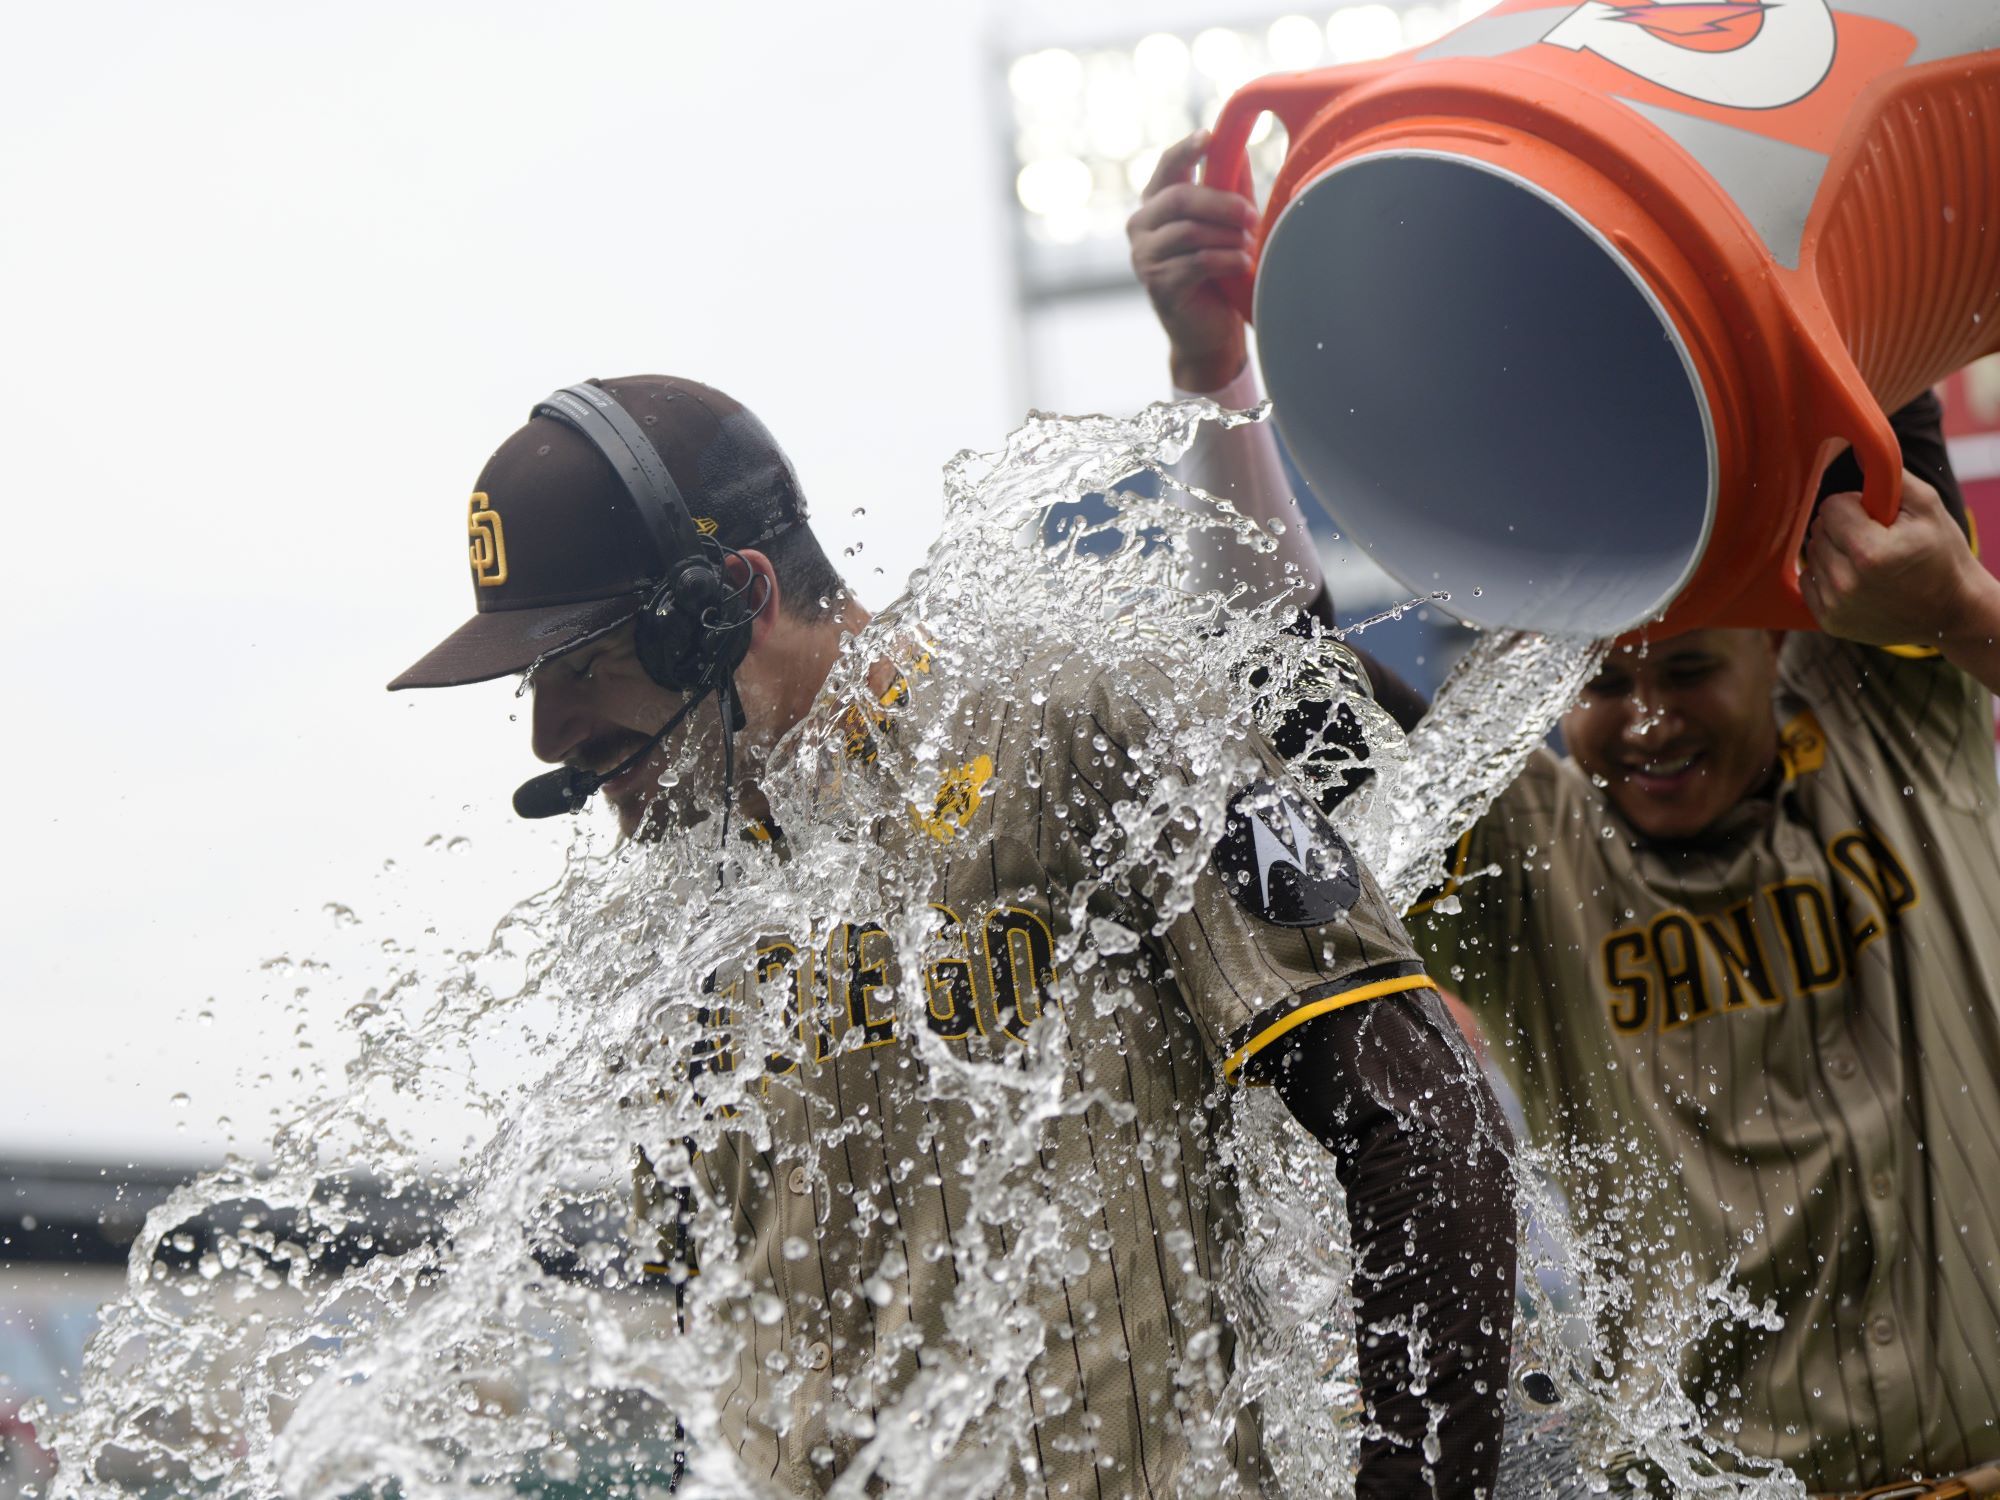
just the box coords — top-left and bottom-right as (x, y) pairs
(1413, 632), (2000, 1492)
(633, 642), (1439, 1497)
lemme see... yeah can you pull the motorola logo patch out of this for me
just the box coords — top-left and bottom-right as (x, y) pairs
(1212, 779), (1361, 927)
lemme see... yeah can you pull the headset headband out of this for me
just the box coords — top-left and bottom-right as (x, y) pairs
(533, 383), (706, 572)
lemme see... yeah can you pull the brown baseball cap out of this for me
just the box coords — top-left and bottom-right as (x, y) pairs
(388, 375), (808, 690)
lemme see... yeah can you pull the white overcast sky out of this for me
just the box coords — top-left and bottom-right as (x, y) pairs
(0, 1), (1088, 1164)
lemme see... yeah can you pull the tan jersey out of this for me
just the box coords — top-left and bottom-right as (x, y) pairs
(634, 641), (1439, 1497)
(1413, 632), (2000, 1492)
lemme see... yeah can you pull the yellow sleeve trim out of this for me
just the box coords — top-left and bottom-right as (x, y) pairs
(1222, 972), (1436, 1083)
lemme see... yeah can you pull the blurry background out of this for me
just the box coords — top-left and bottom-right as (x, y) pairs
(7, 1), (2000, 1484)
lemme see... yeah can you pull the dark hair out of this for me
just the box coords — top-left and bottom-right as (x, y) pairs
(761, 524), (849, 622)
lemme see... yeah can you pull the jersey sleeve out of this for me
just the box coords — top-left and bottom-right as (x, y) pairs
(1050, 659), (1442, 1085)
(1403, 749), (1566, 1034)
(1780, 630), (1998, 814)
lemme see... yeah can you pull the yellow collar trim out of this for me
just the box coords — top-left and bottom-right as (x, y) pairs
(1778, 708), (1827, 782)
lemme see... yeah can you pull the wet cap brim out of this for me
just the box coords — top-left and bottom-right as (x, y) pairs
(387, 595), (641, 690)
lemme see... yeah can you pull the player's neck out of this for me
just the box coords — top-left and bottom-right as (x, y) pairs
(738, 598), (875, 747)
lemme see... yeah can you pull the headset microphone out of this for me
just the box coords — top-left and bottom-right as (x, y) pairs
(512, 765), (601, 821)
(511, 671), (722, 820)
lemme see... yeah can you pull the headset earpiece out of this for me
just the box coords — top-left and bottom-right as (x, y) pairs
(532, 381), (766, 695)
(635, 552), (753, 693)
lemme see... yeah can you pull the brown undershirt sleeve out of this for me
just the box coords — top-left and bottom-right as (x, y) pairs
(1268, 994), (1518, 1500)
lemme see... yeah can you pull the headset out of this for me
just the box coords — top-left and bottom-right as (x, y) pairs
(532, 382), (762, 695)
(511, 382), (774, 827)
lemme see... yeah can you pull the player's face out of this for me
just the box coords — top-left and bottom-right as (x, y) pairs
(527, 622), (716, 839)
(1561, 629), (1783, 841)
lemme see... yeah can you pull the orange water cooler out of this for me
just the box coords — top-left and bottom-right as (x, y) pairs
(1207, 1), (2000, 635)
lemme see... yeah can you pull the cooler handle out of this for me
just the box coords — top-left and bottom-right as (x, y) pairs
(1203, 71), (1354, 321)
(1778, 354), (1904, 628)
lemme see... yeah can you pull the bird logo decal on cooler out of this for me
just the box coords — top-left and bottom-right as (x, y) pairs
(1543, 0), (1835, 110)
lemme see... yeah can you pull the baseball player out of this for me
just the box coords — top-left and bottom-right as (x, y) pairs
(1131, 132), (2000, 1497)
(388, 375), (1520, 1497)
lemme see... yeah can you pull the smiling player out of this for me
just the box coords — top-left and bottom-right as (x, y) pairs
(1132, 129), (2000, 1497)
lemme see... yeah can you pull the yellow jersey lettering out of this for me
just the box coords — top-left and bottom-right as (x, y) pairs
(1768, 880), (1844, 995)
(985, 906), (1059, 1043)
(799, 931), (837, 1065)
(1651, 913), (1709, 1029)
(839, 923), (898, 1051)
(684, 905), (1064, 1087)
(1827, 828), (1920, 954)
(1602, 930), (1653, 1033)
(756, 940), (804, 1079)
(1698, 901), (1780, 1009)
(689, 981), (738, 1117)
(923, 904), (983, 1040)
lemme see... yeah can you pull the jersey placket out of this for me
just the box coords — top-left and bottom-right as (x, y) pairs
(1817, 999), (1918, 1467)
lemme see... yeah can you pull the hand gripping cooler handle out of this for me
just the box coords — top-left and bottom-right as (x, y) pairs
(1202, 71), (1358, 321)
(1772, 350), (1905, 628)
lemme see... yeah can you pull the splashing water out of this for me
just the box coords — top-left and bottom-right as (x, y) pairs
(41, 399), (1804, 1500)
(1352, 628), (1609, 913)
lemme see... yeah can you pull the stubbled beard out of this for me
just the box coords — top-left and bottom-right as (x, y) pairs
(627, 773), (719, 843)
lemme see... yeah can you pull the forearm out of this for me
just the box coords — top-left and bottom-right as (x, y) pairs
(1170, 362), (1325, 611)
(1941, 564), (2000, 697)
(1270, 994), (1517, 1499)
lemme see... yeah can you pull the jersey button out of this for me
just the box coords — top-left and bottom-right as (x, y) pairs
(1869, 1315), (1896, 1346)
(806, 1340), (831, 1371)
(1827, 1053), (1858, 1080)
(788, 1166), (810, 1196)
(1870, 1172), (1894, 1199)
